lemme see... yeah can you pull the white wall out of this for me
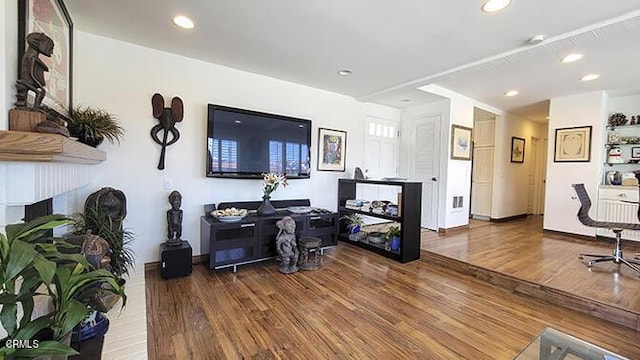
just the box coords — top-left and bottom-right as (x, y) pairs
(544, 91), (607, 236)
(491, 113), (547, 218)
(73, 31), (382, 264)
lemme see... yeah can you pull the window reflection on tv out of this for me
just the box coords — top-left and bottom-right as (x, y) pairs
(206, 104), (311, 179)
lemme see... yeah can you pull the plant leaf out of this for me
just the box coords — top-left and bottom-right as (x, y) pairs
(0, 303), (17, 337)
(0, 233), (9, 260)
(5, 240), (37, 280)
(18, 297), (34, 330)
(13, 316), (51, 340)
(59, 299), (91, 337)
(33, 254), (56, 285)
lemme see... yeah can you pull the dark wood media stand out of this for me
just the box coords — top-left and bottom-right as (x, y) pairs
(200, 199), (338, 272)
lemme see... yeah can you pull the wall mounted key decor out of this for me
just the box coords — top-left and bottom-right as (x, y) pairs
(151, 93), (183, 170)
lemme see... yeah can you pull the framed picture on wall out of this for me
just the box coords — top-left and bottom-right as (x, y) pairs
(511, 137), (525, 163)
(18, 0), (73, 118)
(554, 126), (592, 162)
(450, 124), (472, 160)
(317, 128), (347, 171)
(632, 147), (640, 159)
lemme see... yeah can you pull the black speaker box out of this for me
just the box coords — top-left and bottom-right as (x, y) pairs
(160, 241), (192, 279)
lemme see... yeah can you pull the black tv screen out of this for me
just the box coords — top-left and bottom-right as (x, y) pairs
(206, 104), (311, 179)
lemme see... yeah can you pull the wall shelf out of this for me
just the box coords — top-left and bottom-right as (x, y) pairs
(0, 130), (106, 164)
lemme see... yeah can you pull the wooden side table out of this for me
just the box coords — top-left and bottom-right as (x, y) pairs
(298, 237), (322, 271)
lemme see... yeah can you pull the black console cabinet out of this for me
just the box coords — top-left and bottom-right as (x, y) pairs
(200, 199), (338, 272)
(337, 178), (422, 263)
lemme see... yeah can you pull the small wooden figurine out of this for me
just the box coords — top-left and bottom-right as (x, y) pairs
(276, 216), (299, 274)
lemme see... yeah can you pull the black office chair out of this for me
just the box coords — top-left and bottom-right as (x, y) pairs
(572, 183), (640, 274)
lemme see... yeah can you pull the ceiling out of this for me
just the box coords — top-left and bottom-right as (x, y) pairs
(65, 1), (640, 122)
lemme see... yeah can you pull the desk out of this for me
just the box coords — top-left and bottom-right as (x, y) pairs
(515, 327), (628, 360)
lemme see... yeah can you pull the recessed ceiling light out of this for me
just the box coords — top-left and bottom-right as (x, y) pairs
(504, 90), (519, 97)
(481, 0), (512, 13)
(173, 15), (195, 29)
(580, 74), (600, 81)
(561, 53), (583, 63)
(528, 35), (545, 45)
(337, 69), (352, 76)
(400, 99), (411, 103)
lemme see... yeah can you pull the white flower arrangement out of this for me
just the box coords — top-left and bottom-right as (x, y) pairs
(262, 173), (288, 197)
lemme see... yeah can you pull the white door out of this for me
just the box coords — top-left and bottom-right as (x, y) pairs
(409, 115), (440, 230)
(471, 118), (494, 219)
(533, 138), (548, 214)
(363, 118), (399, 202)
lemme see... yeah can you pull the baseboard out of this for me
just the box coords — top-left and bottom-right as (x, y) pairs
(437, 224), (469, 234)
(471, 215), (490, 221)
(144, 254), (209, 272)
(542, 228), (596, 242)
(490, 214), (528, 222)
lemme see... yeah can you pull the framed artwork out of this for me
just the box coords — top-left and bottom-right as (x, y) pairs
(18, 0), (73, 119)
(511, 137), (525, 163)
(317, 128), (346, 171)
(632, 147), (640, 159)
(450, 124), (472, 160)
(554, 126), (592, 162)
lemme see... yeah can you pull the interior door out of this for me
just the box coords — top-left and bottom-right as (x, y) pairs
(471, 118), (494, 219)
(409, 115), (440, 230)
(364, 118), (399, 202)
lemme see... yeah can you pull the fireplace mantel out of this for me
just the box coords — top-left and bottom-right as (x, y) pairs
(0, 130), (106, 164)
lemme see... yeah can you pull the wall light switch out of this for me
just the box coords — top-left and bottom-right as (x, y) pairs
(163, 178), (173, 191)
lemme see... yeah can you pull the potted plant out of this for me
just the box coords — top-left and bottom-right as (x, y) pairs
(257, 173), (288, 216)
(0, 215), (126, 359)
(341, 213), (367, 241)
(385, 225), (401, 252)
(67, 106), (124, 147)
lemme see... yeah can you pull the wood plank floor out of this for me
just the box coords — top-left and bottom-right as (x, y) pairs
(146, 222), (640, 359)
(422, 216), (640, 316)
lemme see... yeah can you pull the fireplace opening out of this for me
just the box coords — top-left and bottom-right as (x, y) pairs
(24, 198), (53, 237)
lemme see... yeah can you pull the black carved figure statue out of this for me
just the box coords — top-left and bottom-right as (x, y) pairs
(166, 190), (183, 246)
(275, 216), (299, 274)
(151, 93), (184, 170)
(15, 32), (54, 110)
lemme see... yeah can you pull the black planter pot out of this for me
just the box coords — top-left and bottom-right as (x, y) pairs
(70, 129), (104, 147)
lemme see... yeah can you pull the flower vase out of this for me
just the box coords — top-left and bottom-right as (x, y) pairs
(257, 195), (276, 216)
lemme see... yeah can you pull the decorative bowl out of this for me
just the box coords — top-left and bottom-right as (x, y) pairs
(211, 208), (248, 222)
(287, 206), (313, 214)
(214, 214), (248, 223)
(367, 231), (385, 244)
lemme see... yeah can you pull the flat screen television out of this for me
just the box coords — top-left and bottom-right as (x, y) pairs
(206, 104), (312, 179)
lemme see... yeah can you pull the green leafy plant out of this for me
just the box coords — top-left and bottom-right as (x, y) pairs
(72, 206), (135, 278)
(68, 106), (124, 145)
(0, 214), (123, 358)
(385, 225), (401, 240)
(340, 213), (364, 231)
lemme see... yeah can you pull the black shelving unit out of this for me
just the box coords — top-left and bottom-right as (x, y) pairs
(337, 178), (422, 263)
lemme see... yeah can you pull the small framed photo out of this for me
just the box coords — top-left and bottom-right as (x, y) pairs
(554, 126), (592, 162)
(450, 124), (472, 161)
(632, 147), (640, 159)
(317, 128), (346, 171)
(511, 137), (525, 163)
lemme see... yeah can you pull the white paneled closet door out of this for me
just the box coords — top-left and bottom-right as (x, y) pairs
(471, 118), (494, 219)
(410, 115), (440, 230)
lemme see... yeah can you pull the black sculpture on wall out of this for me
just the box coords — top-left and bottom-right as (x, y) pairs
(151, 93), (183, 170)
